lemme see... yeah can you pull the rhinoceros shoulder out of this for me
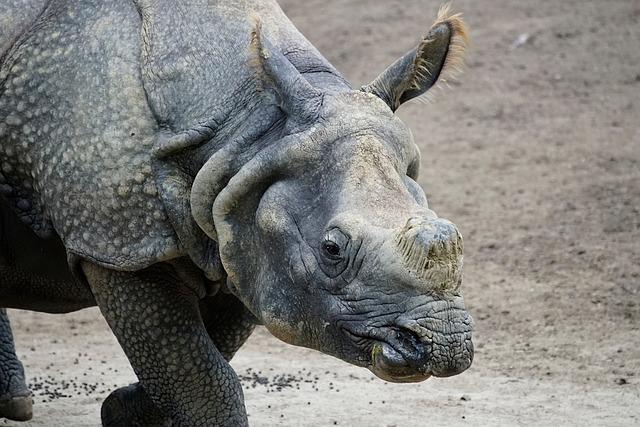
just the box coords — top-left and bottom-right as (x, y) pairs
(0, 0), (186, 271)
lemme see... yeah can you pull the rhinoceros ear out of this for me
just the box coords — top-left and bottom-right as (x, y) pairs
(249, 17), (324, 128)
(362, 4), (469, 111)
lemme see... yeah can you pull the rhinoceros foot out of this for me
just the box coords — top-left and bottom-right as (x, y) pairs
(0, 392), (33, 422)
(101, 383), (171, 427)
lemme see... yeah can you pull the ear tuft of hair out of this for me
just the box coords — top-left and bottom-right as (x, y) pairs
(362, 3), (470, 111)
(414, 3), (470, 93)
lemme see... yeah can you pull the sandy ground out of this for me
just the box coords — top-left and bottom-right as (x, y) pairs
(3, 0), (640, 425)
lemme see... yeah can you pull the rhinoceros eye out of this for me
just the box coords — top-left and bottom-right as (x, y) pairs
(322, 229), (348, 261)
(323, 240), (341, 257)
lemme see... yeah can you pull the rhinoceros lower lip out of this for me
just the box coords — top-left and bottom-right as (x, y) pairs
(370, 340), (432, 383)
(343, 327), (432, 383)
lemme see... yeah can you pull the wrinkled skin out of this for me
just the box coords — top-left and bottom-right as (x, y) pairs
(0, 0), (472, 425)
(216, 91), (473, 382)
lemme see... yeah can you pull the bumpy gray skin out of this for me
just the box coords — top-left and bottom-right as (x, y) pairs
(0, 0), (473, 425)
(0, 308), (32, 422)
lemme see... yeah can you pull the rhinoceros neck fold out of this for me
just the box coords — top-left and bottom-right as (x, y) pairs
(137, 0), (351, 276)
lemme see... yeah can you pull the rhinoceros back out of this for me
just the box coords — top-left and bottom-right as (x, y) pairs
(0, 0), (183, 270)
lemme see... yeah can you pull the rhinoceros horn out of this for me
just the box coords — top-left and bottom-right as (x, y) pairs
(395, 217), (464, 293)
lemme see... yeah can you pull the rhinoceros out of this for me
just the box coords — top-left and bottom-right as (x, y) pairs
(0, 0), (473, 425)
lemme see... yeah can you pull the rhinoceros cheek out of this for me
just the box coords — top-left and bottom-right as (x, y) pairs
(260, 311), (306, 347)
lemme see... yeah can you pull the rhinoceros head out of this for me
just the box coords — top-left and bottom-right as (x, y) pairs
(191, 6), (472, 382)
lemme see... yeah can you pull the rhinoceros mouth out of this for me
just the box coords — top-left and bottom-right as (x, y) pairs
(344, 327), (433, 383)
(370, 341), (432, 383)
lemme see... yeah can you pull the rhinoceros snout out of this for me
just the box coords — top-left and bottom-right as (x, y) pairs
(433, 338), (474, 378)
(396, 217), (464, 292)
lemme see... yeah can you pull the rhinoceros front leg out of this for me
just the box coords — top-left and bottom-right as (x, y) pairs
(83, 262), (248, 427)
(100, 293), (257, 426)
(0, 308), (32, 421)
(199, 293), (257, 362)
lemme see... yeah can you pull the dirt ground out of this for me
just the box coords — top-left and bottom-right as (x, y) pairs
(4, 0), (639, 425)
